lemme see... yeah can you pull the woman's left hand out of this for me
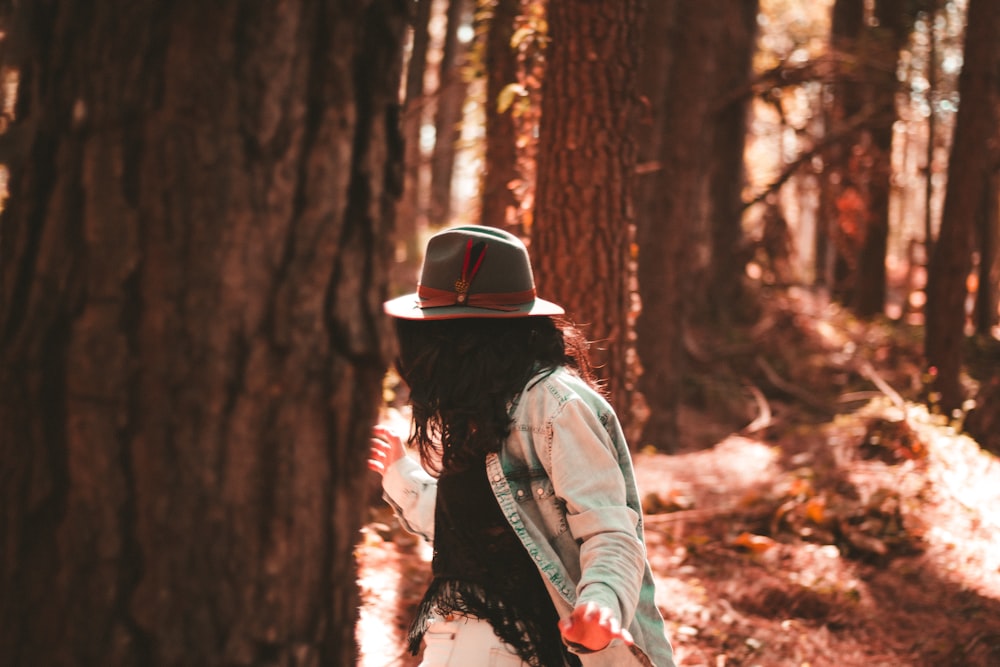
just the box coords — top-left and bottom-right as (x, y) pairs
(558, 601), (634, 651)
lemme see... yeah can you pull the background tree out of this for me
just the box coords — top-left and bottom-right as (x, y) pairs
(925, 0), (1000, 411)
(532, 0), (640, 428)
(973, 168), (1000, 336)
(823, 0), (869, 304)
(395, 0), (434, 293)
(480, 0), (521, 231)
(817, 0), (919, 317)
(851, 0), (915, 317)
(0, 2), (406, 665)
(635, 0), (759, 451)
(428, 0), (473, 227)
(704, 0), (760, 320)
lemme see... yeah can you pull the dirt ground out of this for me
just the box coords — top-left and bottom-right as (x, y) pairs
(356, 288), (1000, 666)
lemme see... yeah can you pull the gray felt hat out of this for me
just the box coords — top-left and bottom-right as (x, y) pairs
(383, 225), (565, 320)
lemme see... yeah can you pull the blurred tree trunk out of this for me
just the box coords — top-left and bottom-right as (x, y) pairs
(428, 0), (472, 227)
(705, 0), (759, 323)
(395, 0), (434, 294)
(826, 0), (865, 303)
(532, 0), (640, 430)
(852, 0), (915, 318)
(975, 171), (1000, 335)
(926, 0), (1000, 411)
(825, 0), (916, 317)
(636, 0), (755, 451)
(924, 0), (939, 257)
(0, 2), (405, 666)
(634, 0), (685, 452)
(481, 0), (520, 232)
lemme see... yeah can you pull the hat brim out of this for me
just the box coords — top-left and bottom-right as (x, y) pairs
(383, 292), (565, 320)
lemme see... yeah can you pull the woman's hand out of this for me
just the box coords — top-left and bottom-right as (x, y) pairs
(368, 424), (407, 476)
(558, 601), (633, 652)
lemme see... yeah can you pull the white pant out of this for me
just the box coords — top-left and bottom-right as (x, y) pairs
(418, 615), (529, 667)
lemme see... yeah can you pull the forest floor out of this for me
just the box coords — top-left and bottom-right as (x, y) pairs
(356, 286), (1000, 667)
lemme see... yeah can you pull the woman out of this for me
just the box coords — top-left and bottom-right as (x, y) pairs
(369, 226), (676, 667)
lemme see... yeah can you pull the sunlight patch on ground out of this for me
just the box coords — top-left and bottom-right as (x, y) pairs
(635, 436), (782, 517)
(356, 530), (409, 667)
(906, 404), (1000, 599)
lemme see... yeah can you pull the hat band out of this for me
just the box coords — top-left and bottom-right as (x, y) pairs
(417, 285), (536, 312)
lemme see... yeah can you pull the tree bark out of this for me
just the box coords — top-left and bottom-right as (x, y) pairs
(826, 0), (865, 303)
(428, 0), (472, 227)
(926, 0), (1000, 411)
(636, 0), (756, 450)
(395, 0), (434, 294)
(974, 171), (1000, 335)
(532, 0), (640, 430)
(852, 0), (914, 318)
(705, 0), (759, 323)
(481, 0), (521, 232)
(0, 2), (405, 666)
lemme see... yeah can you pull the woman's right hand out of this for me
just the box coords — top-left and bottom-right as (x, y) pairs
(368, 424), (407, 477)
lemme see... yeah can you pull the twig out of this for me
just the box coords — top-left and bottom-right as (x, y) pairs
(755, 356), (835, 414)
(857, 361), (908, 415)
(740, 106), (895, 212)
(742, 383), (773, 433)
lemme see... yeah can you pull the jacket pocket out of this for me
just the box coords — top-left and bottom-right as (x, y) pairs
(510, 472), (569, 537)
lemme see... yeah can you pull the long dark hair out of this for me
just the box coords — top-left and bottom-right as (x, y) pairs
(395, 316), (595, 474)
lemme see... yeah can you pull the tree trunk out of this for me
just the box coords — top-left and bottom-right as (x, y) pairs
(925, 0), (1000, 411)
(705, 0), (759, 323)
(852, 0), (914, 318)
(395, 0), (435, 294)
(637, 0), (749, 451)
(0, 2), (405, 666)
(974, 169), (1000, 336)
(827, 0), (865, 304)
(428, 0), (472, 227)
(481, 0), (521, 232)
(532, 0), (640, 430)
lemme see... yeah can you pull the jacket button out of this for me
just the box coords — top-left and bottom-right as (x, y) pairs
(536, 488), (545, 496)
(516, 489), (525, 497)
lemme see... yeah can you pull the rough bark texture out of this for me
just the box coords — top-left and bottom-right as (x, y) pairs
(925, 0), (1000, 410)
(0, 2), (406, 666)
(532, 0), (640, 430)
(481, 0), (521, 231)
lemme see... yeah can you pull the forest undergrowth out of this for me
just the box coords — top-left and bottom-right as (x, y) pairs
(357, 286), (1000, 667)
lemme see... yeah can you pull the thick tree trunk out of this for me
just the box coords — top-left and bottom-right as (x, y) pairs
(0, 2), (405, 666)
(481, 0), (521, 232)
(428, 0), (472, 227)
(637, 0), (753, 450)
(532, 0), (640, 430)
(705, 0), (759, 323)
(926, 0), (1000, 411)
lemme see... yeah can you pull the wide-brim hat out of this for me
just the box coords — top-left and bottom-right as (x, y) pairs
(384, 225), (565, 320)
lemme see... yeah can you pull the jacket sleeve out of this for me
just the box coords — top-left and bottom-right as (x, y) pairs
(545, 396), (645, 631)
(382, 455), (438, 544)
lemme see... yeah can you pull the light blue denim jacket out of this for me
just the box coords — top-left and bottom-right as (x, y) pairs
(382, 366), (676, 667)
